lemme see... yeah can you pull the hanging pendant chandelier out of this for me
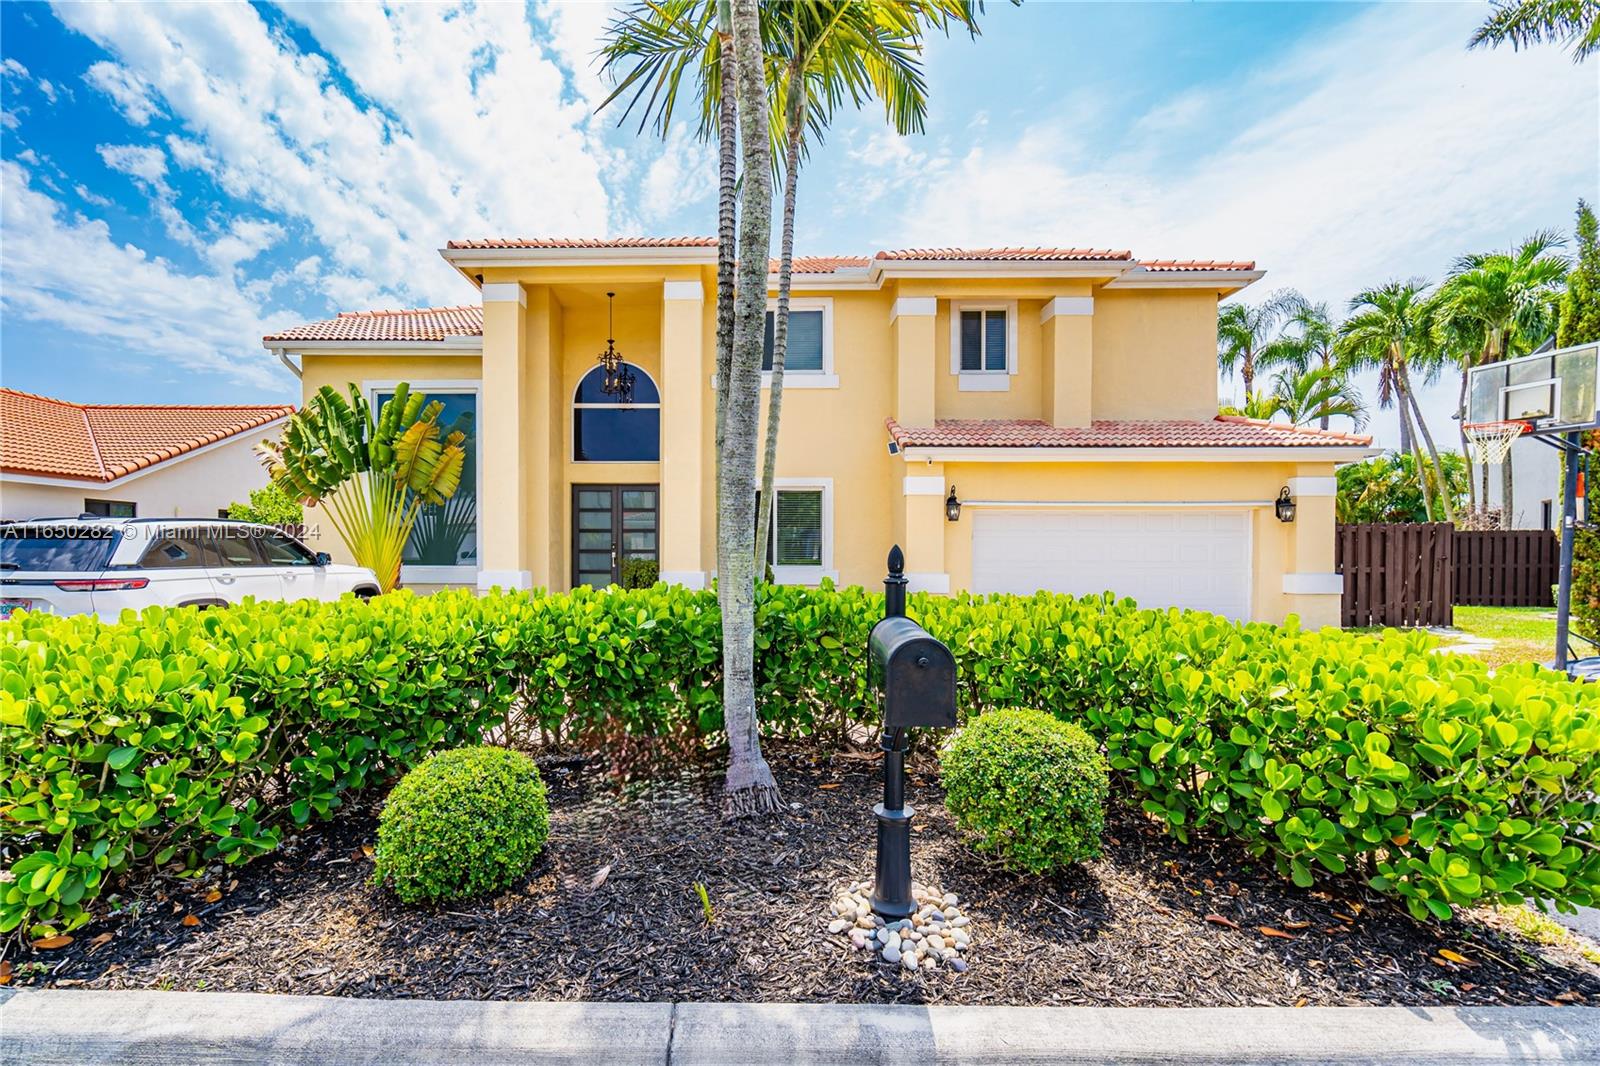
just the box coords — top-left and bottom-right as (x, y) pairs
(597, 291), (635, 402)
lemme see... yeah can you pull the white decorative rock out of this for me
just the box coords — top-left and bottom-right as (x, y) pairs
(901, 952), (919, 972)
(885, 931), (901, 952)
(829, 919), (851, 934)
(927, 934), (945, 952)
(882, 945), (902, 964)
(943, 893), (960, 907)
(923, 957), (938, 971)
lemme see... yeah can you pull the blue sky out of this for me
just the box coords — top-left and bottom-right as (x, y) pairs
(0, 1), (1595, 450)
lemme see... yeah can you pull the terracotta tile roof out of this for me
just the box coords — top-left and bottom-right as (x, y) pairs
(1138, 259), (1258, 272)
(785, 255), (874, 273)
(264, 306), (484, 343)
(446, 237), (718, 250)
(885, 415), (1371, 449)
(1, 388), (293, 483)
(875, 247), (1132, 262)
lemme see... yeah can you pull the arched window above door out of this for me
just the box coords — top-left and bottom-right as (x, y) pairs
(573, 363), (661, 462)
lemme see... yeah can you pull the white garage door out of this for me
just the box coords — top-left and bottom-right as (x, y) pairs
(971, 509), (1251, 619)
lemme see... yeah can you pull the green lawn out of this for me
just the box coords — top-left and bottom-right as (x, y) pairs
(1451, 605), (1560, 669)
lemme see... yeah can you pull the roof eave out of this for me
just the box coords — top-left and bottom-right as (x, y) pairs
(1104, 268), (1266, 294)
(871, 259), (1136, 282)
(262, 337), (485, 355)
(438, 245), (720, 269)
(898, 444), (1379, 463)
(1, 413), (292, 488)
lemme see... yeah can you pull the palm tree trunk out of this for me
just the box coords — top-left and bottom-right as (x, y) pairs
(1400, 365), (1456, 524)
(1395, 385), (1433, 521)
(1457, 367), (1478, 515)
(713, 0), (737, 516)
(1408, 382), (1459, 521)
(755, 64), (806, 574)
(1242, 348), (1254, 402)
(719, 0), (779, 817)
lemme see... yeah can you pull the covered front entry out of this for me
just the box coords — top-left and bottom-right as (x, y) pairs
(970, 508), (1252, 619)
(572, 485), (660, 588)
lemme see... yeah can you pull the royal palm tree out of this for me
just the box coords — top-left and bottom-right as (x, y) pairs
(600, 0), (781, 815)
(1435, 231), (1569, 526)
(1338, 281), (1456, 523)
(753, 1), (977, 568)
(602, 1), (980, 570)
(1470, 0), (1600, 61)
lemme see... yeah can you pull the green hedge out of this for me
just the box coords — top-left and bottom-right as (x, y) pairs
(4, 583), (1600, 938)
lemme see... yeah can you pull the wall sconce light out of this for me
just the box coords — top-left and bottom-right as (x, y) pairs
(945, 486), (962, 522)
(1275, 486), (1296, 524)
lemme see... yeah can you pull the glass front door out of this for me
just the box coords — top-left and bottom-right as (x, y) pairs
(572, 485), (659, 588)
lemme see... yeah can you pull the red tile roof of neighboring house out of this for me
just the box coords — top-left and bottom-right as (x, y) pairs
(446, 237), (719, 250)
(884, 416), (1371, 449)
(264, 306), (484, 343)
(1, 388), (293, 483)
(1137, 259), (1259, 272)
(875, 246), (1133, 262)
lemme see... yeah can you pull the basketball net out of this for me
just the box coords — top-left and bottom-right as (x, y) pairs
(1463, 420), (1531, 466)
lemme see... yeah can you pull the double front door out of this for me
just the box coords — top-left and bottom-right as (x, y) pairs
(572, 485), (660, 588)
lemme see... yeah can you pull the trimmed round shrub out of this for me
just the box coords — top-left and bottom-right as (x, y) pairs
(373, 746), (549, 904)
(941, 709), (1108, 874)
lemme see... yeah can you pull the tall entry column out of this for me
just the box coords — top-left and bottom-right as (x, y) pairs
(659, 279), (707, 588)
(478, 281), (532, 592)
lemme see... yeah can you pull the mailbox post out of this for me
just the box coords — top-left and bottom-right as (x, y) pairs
(867, 546), (957, 919)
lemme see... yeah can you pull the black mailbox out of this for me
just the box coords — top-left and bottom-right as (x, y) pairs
(869, 616), (957, 729)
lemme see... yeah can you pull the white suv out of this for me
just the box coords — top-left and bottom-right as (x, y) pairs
(0, 518), (381, 623)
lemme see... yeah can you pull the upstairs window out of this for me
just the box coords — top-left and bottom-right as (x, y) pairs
(762, 308), (826, 373)
(951, 301), (1017, 391)
(958, 309), (1008, 372)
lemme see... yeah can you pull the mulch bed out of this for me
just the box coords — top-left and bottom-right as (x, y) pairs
(12, 744), (1600, 1006)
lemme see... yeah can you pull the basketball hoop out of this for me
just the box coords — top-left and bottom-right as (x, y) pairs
(1463, 420), (1532, 466)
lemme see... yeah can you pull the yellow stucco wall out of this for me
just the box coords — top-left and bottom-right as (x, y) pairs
(291, 265), (1353, 627)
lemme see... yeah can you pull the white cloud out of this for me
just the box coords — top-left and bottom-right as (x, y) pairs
(0, 161), (287, 388)
(83, 60), (161, 124)
(73, 183), (113, 208)
(52, 2), (615, 312)
(96, 142), (167, 186)
(640, 125), (713, 220)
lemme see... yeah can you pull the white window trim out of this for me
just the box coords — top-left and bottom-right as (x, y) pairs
(364, 379), (482, 584)
(571, 363), (663, 465)
(760, 298), (837, 389)
(950, 300), (1018, 389)
(766, 476), (836, 585)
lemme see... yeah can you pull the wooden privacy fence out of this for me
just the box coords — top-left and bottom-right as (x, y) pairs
(1452, 529), (1561, 608)
(1336, 524), (1560, 627)
(1338, 523), (1454, 628)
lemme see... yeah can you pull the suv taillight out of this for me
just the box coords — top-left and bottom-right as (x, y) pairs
(53, 578), (150, 591)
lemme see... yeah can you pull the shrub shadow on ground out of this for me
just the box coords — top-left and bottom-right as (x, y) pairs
(21, 744), (1600, 1008)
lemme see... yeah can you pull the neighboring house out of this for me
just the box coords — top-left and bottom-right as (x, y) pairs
(0, 388), (292, 522)
(265, 239), (1375, 627)
(1484, 435), (1563, 530)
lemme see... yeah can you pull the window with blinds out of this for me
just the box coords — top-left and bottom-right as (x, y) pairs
(958, 308), (1008, 372)
(762, 308), (826, 373)
(772, 489), (823, 567)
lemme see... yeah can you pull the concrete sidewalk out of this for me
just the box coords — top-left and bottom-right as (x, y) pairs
(2, 988), (1597, 1064)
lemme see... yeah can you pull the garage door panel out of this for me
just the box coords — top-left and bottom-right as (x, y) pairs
(971, 509), (1250, 619)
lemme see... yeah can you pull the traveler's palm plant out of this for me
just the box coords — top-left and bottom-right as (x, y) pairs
(256, 383), (466, 593)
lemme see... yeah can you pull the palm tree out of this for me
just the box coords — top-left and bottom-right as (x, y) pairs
(601, 0), (781, 815)
(1258, 292), (1351, 429)
(1338, 281), (1456, 523)
(1266, 366), (1368, 430)
(713, 0), (780, 817)
(753, 1), (977, 570)
(1217, 291), (1294, 402)
(601, 1), (980, 571)
(1435, 231), (1569, 526)
(1470, 0), (1600, 61)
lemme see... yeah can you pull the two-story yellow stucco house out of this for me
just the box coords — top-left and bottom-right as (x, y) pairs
(264, 239), (1374, 627)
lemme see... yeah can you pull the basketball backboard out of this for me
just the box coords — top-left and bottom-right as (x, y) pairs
(1466, 342), (1599, 435)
